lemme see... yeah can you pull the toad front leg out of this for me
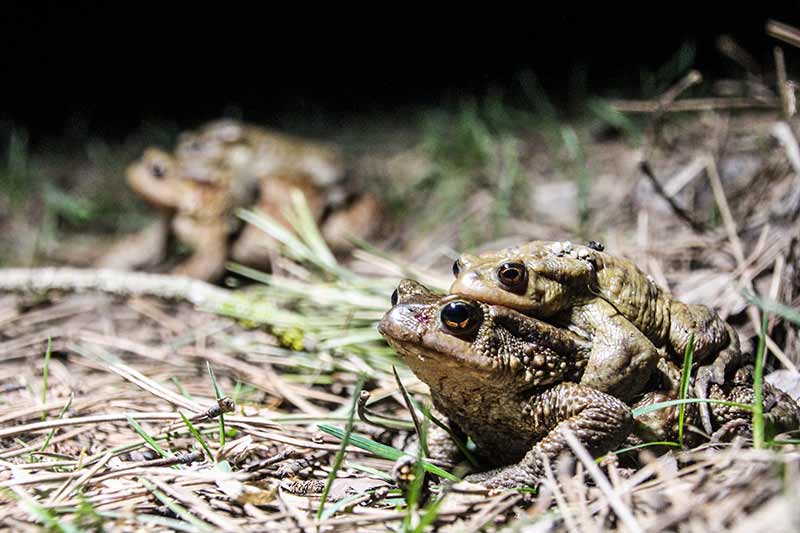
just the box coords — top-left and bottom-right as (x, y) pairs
(570, 299), (660, 402)
(467, 382), (632, 489)
(171, 214), (229, 281)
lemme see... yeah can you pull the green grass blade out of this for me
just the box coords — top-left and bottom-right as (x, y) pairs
(319, 490), (375, 522)
(317, 376), (364, 522)
(402, 458), (427, 532)
(414, 496), (446, 533)
(743, 291), (800, 326)
(753, 313), (768, 448)
(287, 189), (338, 270)
(39, 392), (73, 452)
(586, 98), (642, 142)
(612, 441), (680, 455)
(171, 377), (193, 399)
(560, 126), (591, 237)
(346, 463), (395, 482)
(771, 438), (800, 445)
(413, 399), (478, 468)
(3, 487), (81, 533)
(138, 477), (214, 532)
(393, 366), (428, 458)
(126, 415), (172, 460)
(179, 411), (213, 463)
(317, 424), (459, 482)
(206, 362), (227, 448)
(678, 332), (695, 447)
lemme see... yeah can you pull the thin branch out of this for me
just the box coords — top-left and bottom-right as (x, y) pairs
(639, 161), (707, 233)
(610, 96), (779, 114)
(0, 268), (231, 309)
(774, 47), (795, 119)
(767, 19), (800, 49)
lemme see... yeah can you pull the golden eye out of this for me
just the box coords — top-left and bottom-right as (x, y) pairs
(497, 262), (528, 291)
(440, 301), (480, 335)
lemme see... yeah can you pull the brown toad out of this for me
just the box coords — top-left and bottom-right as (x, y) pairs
(100, 120), (380, 280)
(450, 240), (741, 430)
(380, 279), (633, 489)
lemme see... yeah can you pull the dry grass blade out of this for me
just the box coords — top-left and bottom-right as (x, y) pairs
(562, 429), (644, 533)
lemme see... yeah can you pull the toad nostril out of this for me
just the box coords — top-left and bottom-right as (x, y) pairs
(391, 289), (399, 306)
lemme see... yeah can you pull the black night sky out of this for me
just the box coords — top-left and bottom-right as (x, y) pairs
(2, 5), (800, 143)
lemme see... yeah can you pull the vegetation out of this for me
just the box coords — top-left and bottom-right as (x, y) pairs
(1, 35), (800, 530)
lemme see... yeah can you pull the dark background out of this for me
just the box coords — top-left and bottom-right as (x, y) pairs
(3, 5), (800, 143)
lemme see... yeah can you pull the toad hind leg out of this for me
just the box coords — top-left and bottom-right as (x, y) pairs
(691, 322), (742, 433)
(98, 211), (171, 271)
(467, 382), (632, 489)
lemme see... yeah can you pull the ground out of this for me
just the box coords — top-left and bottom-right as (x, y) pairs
(1, 62), (800, 531)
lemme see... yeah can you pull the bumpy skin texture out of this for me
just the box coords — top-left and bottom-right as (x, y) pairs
(99, 120), (381, 280)
(708, 365), (800, 439)
(379, 280), (633, 489)
(450, 240), (742, 429)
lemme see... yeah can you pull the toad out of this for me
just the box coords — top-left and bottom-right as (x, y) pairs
(100, 120), (380, 280)
(380, 279), (632, 489)
(450, 240), (741, 430)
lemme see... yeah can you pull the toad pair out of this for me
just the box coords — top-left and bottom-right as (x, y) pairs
(379, 240), (799, 489)
(100, 120), (380, 280)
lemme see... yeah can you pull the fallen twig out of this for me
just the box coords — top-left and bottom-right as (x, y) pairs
(774, 47), (795, 118)
(609, 96), (779, 114)
(767, 19), (800, 49)
(639, 161), (707, 233)
(0, 268), (231, 309)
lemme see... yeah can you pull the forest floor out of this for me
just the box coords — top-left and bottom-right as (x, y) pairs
(1, 48), (800, 532)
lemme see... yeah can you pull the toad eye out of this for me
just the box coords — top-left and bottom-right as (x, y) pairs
(497, 262), (527, 290)
(149, 162), (166, 179)
(452, 260), (462, 277)
(440, 300), (480, 335)
(391, 288), (399, 306)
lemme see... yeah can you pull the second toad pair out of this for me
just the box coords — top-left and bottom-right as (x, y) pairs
(101, 120), (380, 280)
